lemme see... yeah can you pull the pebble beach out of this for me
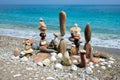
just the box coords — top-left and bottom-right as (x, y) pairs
(0, 35), (120, 80)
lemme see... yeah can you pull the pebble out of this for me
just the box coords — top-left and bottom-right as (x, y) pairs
(100, 62), (105, 66)
(13, 74), (21, 78)
(71, 64), (77, 71)
(108, 65), (112, 68)
(42, 59), (51, 66)
(90, 65), (94, 69)
(79, 73), (85, 80)
(57, 53), (63, 60)
(51, 52), (57, 56)
(20, 57), (28, 61)
(109, 57), (115, 61)
(46, 77), (55, 80)
(85, 67), (93, 74)
(11, 71), (14, 73)
(99, 58), (105, 62)
(108, 61), (114, 64)
(101, 66), (106, 70)
(97, 70), (100, 73)
(72, 59), (78, 64)
(26, 67), (33, 70)
(37, 62), (43, 67)
(50, 56), (57, 62)
(55, 63), (63, 70)
(95, 64), (99, 67)
(88, 62), (94, 69)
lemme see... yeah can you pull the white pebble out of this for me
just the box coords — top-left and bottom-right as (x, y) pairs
(97, 70), (100, 73)
(55, 63), (63, 70)
(46, 76), (55, 80)
(99, 58), (105, 62)
(108, 61), (114, 64)
(90, 65), (94, 69)
(50, 52), (57, 56)
(71, 64), (77, 71)
(108, 65), (112, 68)
(72, 60), (78, 64)
(95, 64), (99, 67)
(85, 67), (93, 74)
(13, 74), (21, 77)
(57, 53), (63, 59)
(26, 67), (33, 70)
(100, 62), (105, 66)
(20, 57), (28, 61)
(37, 62), (43, 67)
(109, 57), (115, 61)
(50, 56), (57, 62)
(101, 66), (106, 70)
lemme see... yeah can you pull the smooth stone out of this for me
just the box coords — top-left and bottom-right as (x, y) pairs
(99, 58), (105, 62)
(108, 61), (114, 64)
(13, 48), (19, 57)
(26, 67), (33, 70)
(72, 59), (78, 64)
(13, 74), (21, 77)
(21, 57), (28, 61)
(100, 62), (105, 66)
(90, 65), (94, 69)
(46, 77), (55, 80)
(20, 51), (26, 55)
(85, 67), (93, 74)
(97, 70), (100, 73)
(88, 62), (94, 68)
(37, 62), (43, 67)
(55, 63), (63, 70)
(57, 53), (63, 60)
(101, 66), (106, 70)
(71, 64), (77, 71)
(108, 65), (112, 68)
(50, 52), (57, 56)
(62, 51), (72, 66)
(109, 57), (115, 61)
(33, 53), (49, 63)
(90, 58), (100, 63)
(42, 59), (51, 66)
(95, 64), (99, 67)
(89, 62), (94, 65)
(24, 49), (33, 54)
(50, 56), (57, 62)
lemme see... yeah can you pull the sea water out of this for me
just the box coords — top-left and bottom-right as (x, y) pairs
(0, 5), (120, 49)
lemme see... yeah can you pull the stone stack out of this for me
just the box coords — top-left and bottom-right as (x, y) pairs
(58, 11), (67, 55)
(38, 18), (49, 52)
(84, 24), (92, 59)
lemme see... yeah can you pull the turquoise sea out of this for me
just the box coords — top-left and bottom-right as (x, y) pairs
(0, 5), (120, 49)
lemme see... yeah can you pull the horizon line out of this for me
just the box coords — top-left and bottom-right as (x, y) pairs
(0, 4), (120, 5)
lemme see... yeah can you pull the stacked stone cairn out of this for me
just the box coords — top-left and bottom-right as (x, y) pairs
(84, 24), (100, 64)
(38, 18), (49, 53)
(84, 24), (92, 59)
(57, 11), (72, 66)
(20, 38), (34, 58)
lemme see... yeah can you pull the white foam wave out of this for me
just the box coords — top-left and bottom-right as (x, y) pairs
(0, 28), (120, 49)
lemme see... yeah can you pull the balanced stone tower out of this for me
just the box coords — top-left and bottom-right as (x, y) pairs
(58, 11), (67, 55)
(84, 24), (92, 59)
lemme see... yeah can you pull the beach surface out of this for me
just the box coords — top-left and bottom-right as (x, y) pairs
(0, 35), (120, 80)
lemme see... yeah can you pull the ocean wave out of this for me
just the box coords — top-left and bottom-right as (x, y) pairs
(0, 27), (120, 49)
